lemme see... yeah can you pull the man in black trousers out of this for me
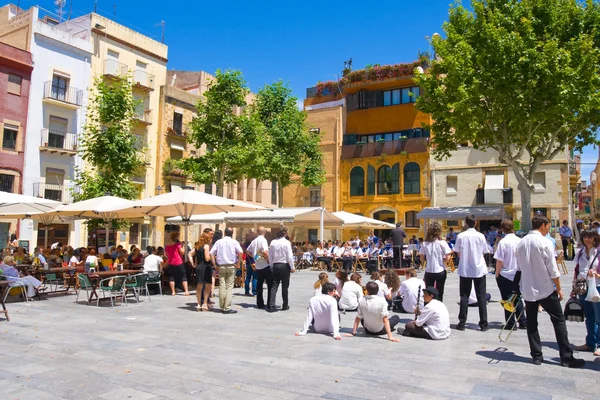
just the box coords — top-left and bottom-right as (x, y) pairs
(515, 216), (585, 368)
(246, 227), (272, 309)
(390, 222), (406, 269)
(268, 227), (296, 311)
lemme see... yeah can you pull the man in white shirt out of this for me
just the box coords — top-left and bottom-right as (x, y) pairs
(397, 268), (425, 313)
(400, 286), (451, 340)
(268, 227), (296, 311)
(296, 283), (341, 340)
(515, 216), (585, 368)
(247, 227), (272, 309)
(143, 246), (164, 278)
(494, 219), (526, 330)
(347, 282), (400, 342)
(454, 214), (489, 331)
(210, 227), (243, 314)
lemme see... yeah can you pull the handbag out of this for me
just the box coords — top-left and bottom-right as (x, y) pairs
(586, 276), (600, 303)
(564, 297), (585, 322)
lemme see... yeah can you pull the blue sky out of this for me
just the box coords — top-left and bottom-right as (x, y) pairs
(21, 0), (598, 177)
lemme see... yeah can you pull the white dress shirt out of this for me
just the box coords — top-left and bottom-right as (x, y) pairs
(247, 235), (269, 270)
(516, 230), (561, 302)
(357, 295), (388, 333)
(399, 277), (425, 312)
(268, 237), (295, 269)
(493, 233), (521, 280)
(420, 240), (452, 274)
(210, 236), (243, 266)
(415, 299), (451, 340)
(374, 280), (390, 298)
(455, 228), (488, 278)
(298, 295), (340, 338)
(339, 281), (364, 310)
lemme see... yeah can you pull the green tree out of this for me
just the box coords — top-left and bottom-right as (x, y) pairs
(74, 74), (145, 227)
(415, 0), (600, 230)
(182, 69), (260, 196)
(253, 81), (325, 207)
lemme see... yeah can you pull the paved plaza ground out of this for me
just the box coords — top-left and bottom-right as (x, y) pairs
(1, 261), (599, 400)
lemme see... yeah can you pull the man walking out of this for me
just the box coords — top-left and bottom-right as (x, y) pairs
(455, 214), (489, 331)
(515, 216), (585, 368)
(390, 222), (406, 269)
(559, 220), (573, 260)
(210, 227), (243, 314)
(247, 227), (272, 309)
(268, 227), (295, 311)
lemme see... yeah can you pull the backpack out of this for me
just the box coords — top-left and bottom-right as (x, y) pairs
(564, 297), (585, 322)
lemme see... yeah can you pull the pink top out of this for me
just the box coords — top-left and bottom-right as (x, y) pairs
(165, 243), (183, 265)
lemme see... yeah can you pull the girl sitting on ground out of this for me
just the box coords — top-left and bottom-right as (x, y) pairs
(313, 272), (329, 297)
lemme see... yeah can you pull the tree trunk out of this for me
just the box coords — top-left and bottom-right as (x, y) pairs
(278, 179), (284, 208)
(518, 181), (533, 232)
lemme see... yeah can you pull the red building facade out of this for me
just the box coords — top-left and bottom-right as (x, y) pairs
(0, 41), (32, 195)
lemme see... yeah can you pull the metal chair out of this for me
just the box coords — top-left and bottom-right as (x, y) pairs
(126, 273), (150, 304)
(97, 275), (127, 307)
(354, 257), (368, 273)
(3, 281), (28, 303)
(43, 273), (62, 293)
(146, 271), (163, 295)
(76, 273), (94, 304)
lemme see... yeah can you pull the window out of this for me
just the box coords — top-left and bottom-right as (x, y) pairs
(173, 112), (183, 135)
(383, 89), (401, 106)
(391, 163), (400, 194)
(129, 223), (140, 245)
(308, 229), (318, 243)
(377, 165), (392, 195)
(44, 169), (64, 202)
(358, 91), (378, 109)
(7, 74), (22, 95)
(2, 124), (18, 150)
(310, 186), (321, 207)
(48, 116), (68, 149)
(271, 181), (278, 205)
(533, 207), (548, 217)
(533, 172), (546, 192)
(367, 165), (375, 195)
(447, 220), (459, 227)
(404, 162), (420, 194)
(0, 174), (14, 193)
(356, 128), (430, 145)
(51, 74), (69, 101)
(350, 167), (365, 196)
(204, 182), (213, 195)
(141, 224), (150, 250)
(446, 176), (458, 195)
(405, 211), (419, 228)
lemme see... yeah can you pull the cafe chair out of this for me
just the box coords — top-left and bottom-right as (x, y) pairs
(97, 275), (127, 307)
(3, 282), (28, 303)
(125, 273), (150, 304)
(76, 273), (94, 304)
(146, 271), (163, 296)
(43, 273), (62, 293)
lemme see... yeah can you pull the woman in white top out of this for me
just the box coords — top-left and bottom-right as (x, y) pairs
(573, 229), (600, 355)
(419, 222), (452, 302)
(313, 272), (329, 297)
(85, 249), (99, 271)
(339, 273), (364, 311)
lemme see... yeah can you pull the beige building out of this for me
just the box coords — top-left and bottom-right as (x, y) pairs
(429, 147), (572, 233)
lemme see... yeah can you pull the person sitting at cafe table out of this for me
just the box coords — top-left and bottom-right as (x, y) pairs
(100, 253), (112, 271)
(114, 250), (130, 269)
(69, 248), (85, 269)
(143, 246), (164, 279)
(128, 247), (143, 265)
(85, 249), (99, 270)
(1, 255), (43, 298)
(13, 247), (26, 264)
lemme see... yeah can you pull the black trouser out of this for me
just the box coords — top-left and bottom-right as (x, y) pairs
(317, 257), (332, 271)
(496, 274), (526, 327)
(270, 263), (290, 308)
(362, 315), (400, 335)
(393, 246), (403, 268)
(525, 292), (573, 361)
(256, 266), (273, 308)
(404, 321), (433, 339)
(561, 238), (572, 260)
(424, 270), (447, 302)
(342, 256), (354, 272)
(458, 275), (488, 328)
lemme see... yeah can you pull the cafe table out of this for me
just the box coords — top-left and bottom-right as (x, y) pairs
(84, 270), (139, 303)
(36, 267), (78, 295)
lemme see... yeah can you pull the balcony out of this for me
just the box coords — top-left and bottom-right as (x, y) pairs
(166, 120), (186, 137)
(341, 138), (428, 160)
(39, 129), (78, 155)
(42, 81), (83, 108)
(103, 59), (128, 78)
(476, 187), (513, 205)
(134, 108), (152, 126)
(33, 182), (77, 204)
(133, 70), (155, 91)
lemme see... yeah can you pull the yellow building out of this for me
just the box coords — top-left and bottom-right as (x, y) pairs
(284, 60), (431, 241)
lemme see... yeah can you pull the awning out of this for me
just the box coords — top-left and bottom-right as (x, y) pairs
(485, 172), (504, 204)
(169, 143), (185, 151)
(416, 206), (507, 221)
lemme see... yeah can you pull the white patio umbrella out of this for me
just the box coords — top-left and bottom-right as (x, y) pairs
(0, 193), (62, 248)
(333, 211), (396, 229)
(101, 189), (266, 260)
(48, 196), (135, 252)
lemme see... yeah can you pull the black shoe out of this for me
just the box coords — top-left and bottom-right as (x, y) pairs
(281, 306), (290, 311)
(532, 358), (543, 366)
(518, 323), (527, 330)
(266, 306), (277, 312)
(561, 357), (585, 368)
(455, 324), (465, 331)
(480, 326), (489, 332)
(257, 305), (265, 309)
(222, 309), (238, 314)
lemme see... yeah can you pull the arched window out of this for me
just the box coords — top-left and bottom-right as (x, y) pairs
(377, 164), (399, 195)
(350, 166), (365, 196)
(367, 165), (375, 195)
(391, 163), (400, 194)
(404, 162), (420, 194)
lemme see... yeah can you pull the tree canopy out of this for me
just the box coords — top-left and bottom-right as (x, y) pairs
(415, 0), (600, 229)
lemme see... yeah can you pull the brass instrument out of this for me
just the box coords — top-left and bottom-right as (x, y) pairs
(498, 293), (525, 342)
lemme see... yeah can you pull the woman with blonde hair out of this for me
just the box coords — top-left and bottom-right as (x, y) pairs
(190, 228), (215, 311)
(419, 222), (452, 301)
(313, 272), (329, 297)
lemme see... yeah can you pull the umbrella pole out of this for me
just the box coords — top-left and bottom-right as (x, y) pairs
(105, 221), (110, 254)
(320, 207), (324, 246)
(44, 224), (49, 248)
(184, 222), (189, 264)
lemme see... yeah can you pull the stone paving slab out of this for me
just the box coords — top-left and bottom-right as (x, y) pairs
(0, 261), (597, 400)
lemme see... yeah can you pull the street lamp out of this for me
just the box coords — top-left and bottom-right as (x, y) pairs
(155, 185), (163, 195)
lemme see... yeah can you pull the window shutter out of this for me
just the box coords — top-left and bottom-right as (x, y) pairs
(346, 93), (358, 111)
